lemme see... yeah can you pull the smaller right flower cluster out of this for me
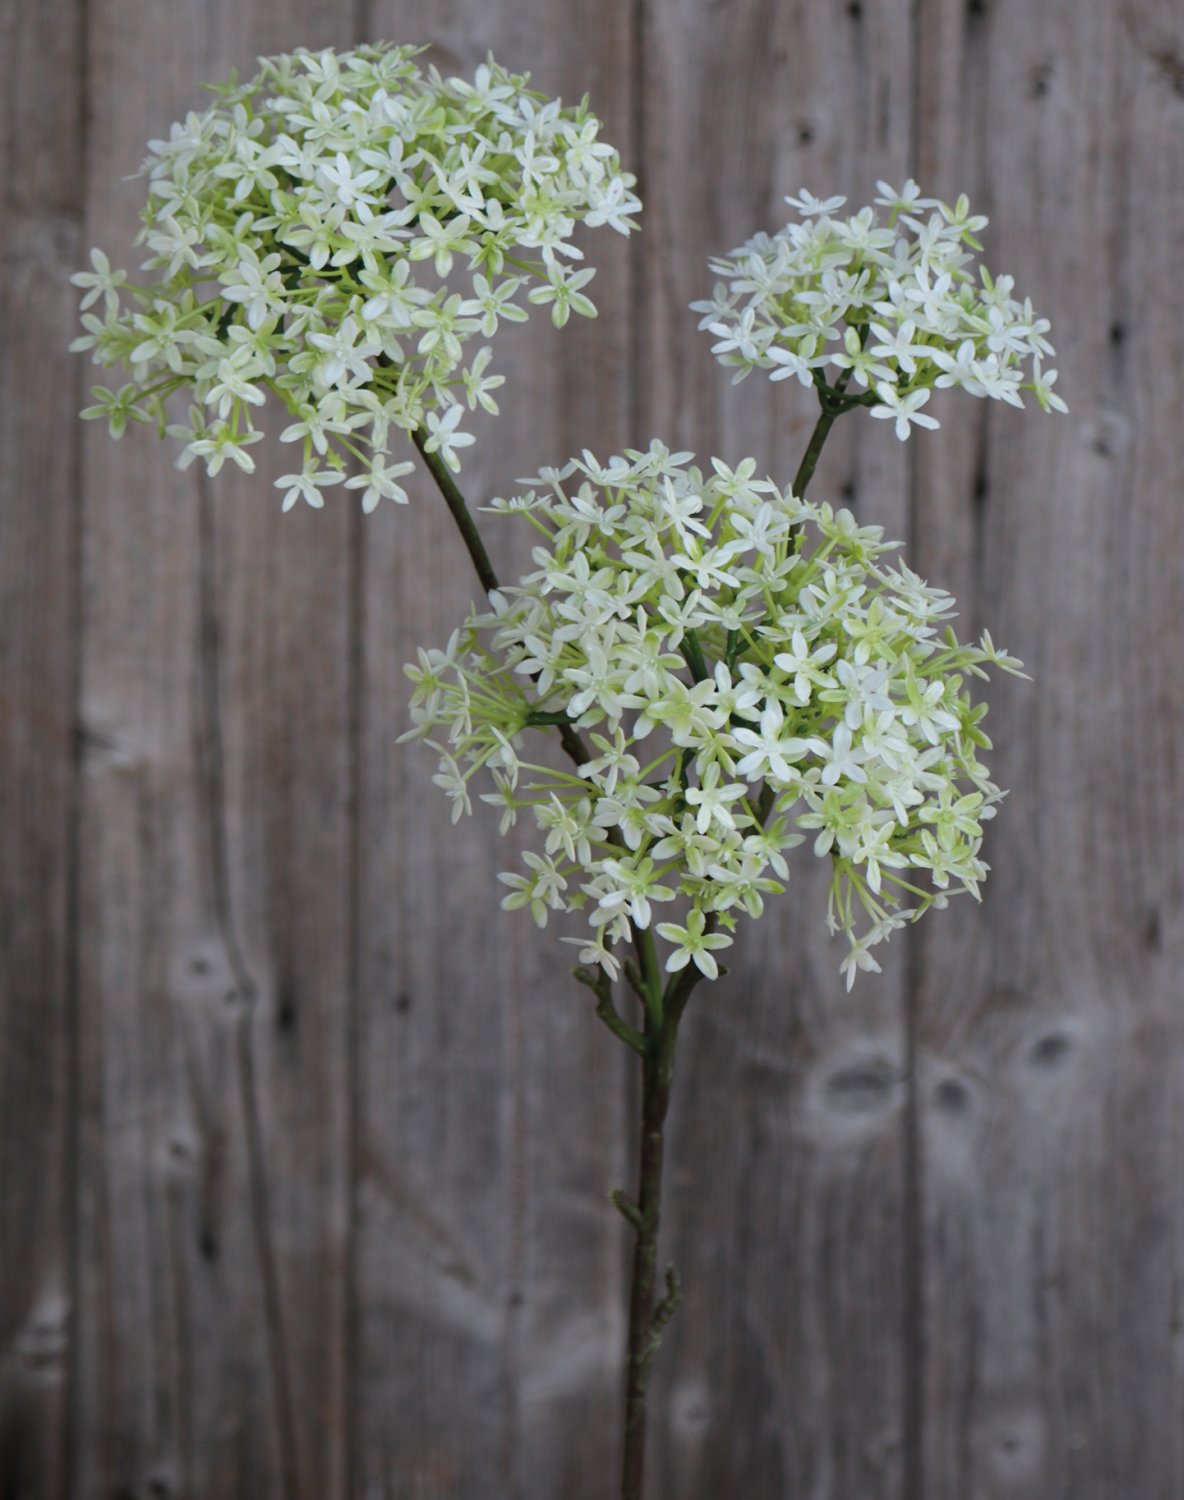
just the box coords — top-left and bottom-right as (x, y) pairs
(692, 181), (1066, 438)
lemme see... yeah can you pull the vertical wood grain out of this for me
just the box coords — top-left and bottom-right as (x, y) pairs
(352, 5), (636, 1496)
(0, 2), (86, 1496)
(913, 1), (1184, 1495)
(635, 3), (918, 1495)
(4, 0), (1184, 1495)
(74, 5), (363, 1497)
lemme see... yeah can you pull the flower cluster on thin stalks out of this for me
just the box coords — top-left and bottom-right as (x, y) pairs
(70, 42), (638, 509)
(693, 182), (1066, 438)
(68, 63), (1055, 993)
(402, 445), (1027, 989)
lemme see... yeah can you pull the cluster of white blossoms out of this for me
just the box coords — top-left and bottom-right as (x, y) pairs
(70, 43), (639, 509)
(692, 182), (1066, 439)
(403, 444), (1025, 988)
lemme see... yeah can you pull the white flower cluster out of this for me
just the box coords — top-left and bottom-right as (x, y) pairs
(402, 444), (1024, 987)
(692, 182), (1065, 439)
(70, 43), (639, 508)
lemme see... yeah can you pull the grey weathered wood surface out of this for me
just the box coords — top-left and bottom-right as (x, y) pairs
(1, 1), (1181, 1497)
(1, 1), (84, 1495)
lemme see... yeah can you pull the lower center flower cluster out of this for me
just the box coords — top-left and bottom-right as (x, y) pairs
(402, 442), (1022, 989)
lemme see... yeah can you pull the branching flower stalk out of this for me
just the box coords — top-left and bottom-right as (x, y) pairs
(401, 184), (1061, 1499)
(409, 440), (710, 1500)
(405, 435), (702, 1500)
(72, 44), (1064, 1499)
(403, 372), (983, 1500)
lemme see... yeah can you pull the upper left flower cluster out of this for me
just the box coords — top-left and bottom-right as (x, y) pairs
(70, 43), (640, 508)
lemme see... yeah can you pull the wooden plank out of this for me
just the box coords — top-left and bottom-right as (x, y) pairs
(0, 2), (85, 1496)
(352, 4), (637, 1495)
(74, 7), (362, 1497)
(636, 2), (918, 1494)
(11, 3), (1183, 1496)
(913, 1), (1184, 1495)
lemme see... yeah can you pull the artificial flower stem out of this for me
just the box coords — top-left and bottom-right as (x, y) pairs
(792, 339), (865, 499)
(408, 426), (686, 1493)
(575, 967), (646, 1055)
(631, 354), (855, 1482)
(412, 434), (592, 770)
(636, 926), (664, 1027)
(792, 395), (841, 500)
(524, 709), (577, 726)
(681, 629), (710, 683)
(412, 427), (502, 596)
(618, 931), (712, 1498)
(558, 724), (592, 768)
(620, 1009), (679, 1500)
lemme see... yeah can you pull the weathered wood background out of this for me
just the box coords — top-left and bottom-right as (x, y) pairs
(2, 0), (1182, 1496)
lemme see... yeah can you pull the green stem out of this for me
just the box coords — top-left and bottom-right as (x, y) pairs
(620, 1017), (675, 1500)
(792, 399), (840, 500)
(618, 943), (709, 1500)
(412, 427), (501, 596)
(575, 967), (646, 1055)
(681, 628), (709, 684)
(523, 709), (575, 727)
(408, 375), (844, 1500)
(635, 927), (663, 1028)
(413, 435), (592, 771)
(792, 327), (875, 499)
(557, 723), (591, 768)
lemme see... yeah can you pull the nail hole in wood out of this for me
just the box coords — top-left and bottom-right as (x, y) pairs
(933, 1076), (972, 1115)
(1028, 1030), (1073, 1070)
(1150, 46), (1184, 99)
(824, 1056), (896, 1114)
